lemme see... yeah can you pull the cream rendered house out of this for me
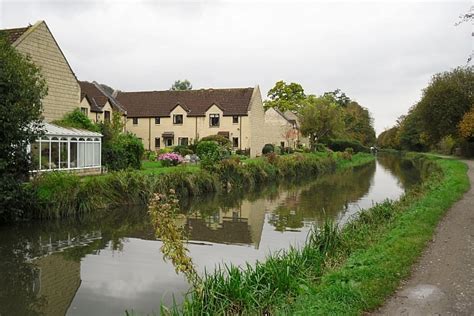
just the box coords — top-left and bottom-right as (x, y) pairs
(116, 86), (266, 157)
(1, 21), (102, 173)
(264, 108), (309, 148)
(79, 81), (127, 123)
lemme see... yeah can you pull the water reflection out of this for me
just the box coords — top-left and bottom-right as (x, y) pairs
(0, 156), (420, 316)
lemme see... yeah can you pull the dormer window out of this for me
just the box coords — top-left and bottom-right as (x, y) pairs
(173, 114), (183, 125)
(209, 114), (220, 127)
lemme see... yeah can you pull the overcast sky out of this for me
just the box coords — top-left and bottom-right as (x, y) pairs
(1, 0), (471, 134)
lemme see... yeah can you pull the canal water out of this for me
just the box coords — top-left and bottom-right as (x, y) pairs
(0, 155), (420, 316)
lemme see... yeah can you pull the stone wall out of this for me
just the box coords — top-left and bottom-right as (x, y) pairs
(14, 21), (81, 122)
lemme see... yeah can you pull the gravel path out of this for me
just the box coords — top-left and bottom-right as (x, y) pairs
(373, 160), (474, 316)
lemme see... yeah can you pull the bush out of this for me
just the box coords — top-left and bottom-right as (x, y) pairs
(262, 144), (275, 155)
(158, 153), (184, 167)
(143, 150), (157, 161)
(435, 135), (456, 155)
(158, 147), (174, 155)
(173, 145), (194, 156)
(103, 133), (144, 171)
(201, 135), (231, 148)
(326, 139), (369, 153)
(196, 141), (222, 170)
(235, 148), (250, 156)
(315, 143), (328, 152)
(53, 108), (100, 132)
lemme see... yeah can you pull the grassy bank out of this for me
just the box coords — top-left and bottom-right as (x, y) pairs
(170, 155), (469, 315)
(29, 152), (374, 219)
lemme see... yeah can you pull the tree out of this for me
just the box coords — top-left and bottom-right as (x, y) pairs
(323, 89), (351, 107)
(170, 79), (192, 91)
(343, 101), (376, 146)
(377, 126), (401, 149)
(417, 66), (474, 145)
(263, 80), (306, 112)
(456, 6), (473, 63)
(459, 106), (474, 140)
(0, 35), (47, 222)
(397, 106), (427, 151)
(299, 95), (345, 149)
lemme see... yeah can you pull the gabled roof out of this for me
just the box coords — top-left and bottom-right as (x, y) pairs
(79, 81), (126, 114)
(116, 88), (254, 118)
(79, 81), (109, 111)
(0, 21), (79, 81)
(0, 26), (30, 44)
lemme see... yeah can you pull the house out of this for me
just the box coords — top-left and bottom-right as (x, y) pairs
(79, 81), (127, 124)
(264, 108), (309, 148)
(1, 21), (102, 174)
(116, 86), (266, 157)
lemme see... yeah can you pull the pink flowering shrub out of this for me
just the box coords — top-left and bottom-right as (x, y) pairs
(158, 152), (184, 166)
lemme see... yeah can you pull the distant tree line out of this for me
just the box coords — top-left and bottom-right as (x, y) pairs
(264, 80), (376, 150)
(377, 66), (474, 156)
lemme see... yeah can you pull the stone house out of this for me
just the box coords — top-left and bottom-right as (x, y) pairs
(1, 21), (102, 173)
(264, 108), (309, 148)
(116, 86), (266, 157)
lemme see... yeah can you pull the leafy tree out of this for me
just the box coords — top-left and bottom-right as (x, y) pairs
(0, 35), (47, 222)
(323, 89), (351, 107)
(299, 95), (345, 149)
(397, 107), (427, 151)
(170, 79), (193, 91)
(343, 101), (376, 146)
(417, 66), (474, 145)
(459, 106), (474, 140)
(377, 126), (401, 149)
(263, 80), (306, 112)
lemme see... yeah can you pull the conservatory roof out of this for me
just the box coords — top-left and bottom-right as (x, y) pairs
(43, 122), (102, 138)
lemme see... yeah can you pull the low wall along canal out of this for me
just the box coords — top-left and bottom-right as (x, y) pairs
(0, 154), (421, 316)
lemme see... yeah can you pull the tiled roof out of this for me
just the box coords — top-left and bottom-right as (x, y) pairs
(0, 26), (30, 44)
(79, 81), (109, 112)
(116, 88), (254, 118)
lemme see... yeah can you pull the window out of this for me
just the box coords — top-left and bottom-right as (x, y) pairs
(209, 114), (220, 127)
(166, 138), (173, 147)
(179, 137), (189, 146)
(281, 141), (285, 148)
(104, 111), (111, 122)
(81, 107), (89, 116)
(232, 116), (239, 124)
(132, 117), (138, 125)
(173, 114), (183, 125)
(155, 137), (161, 148)
(155, 117), (161, 125)
(233, 137), (239, 148)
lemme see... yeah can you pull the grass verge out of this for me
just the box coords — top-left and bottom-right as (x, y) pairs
(169, 155), (469, 315)
(29, 152), (375, 219)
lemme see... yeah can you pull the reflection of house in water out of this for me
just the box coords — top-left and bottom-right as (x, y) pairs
(27, 232), (102, 316)
(32, 254), (81, 316)
(186, 199), (266, 249)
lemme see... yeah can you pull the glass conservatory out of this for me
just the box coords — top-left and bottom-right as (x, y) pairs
(29, 122), (102, 172)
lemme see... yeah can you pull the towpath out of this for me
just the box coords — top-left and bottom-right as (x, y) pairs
(373, 160), (474, 316)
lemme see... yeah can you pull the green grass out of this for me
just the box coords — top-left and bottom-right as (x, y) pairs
(141, 160), (200, 175)
(170, 155), (469, 315)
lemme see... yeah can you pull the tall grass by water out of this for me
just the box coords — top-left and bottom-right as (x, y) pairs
(166, 154), (469, 315)
(29, 152), (374, 219)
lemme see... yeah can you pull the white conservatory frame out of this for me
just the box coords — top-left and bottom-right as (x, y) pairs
(29, 122), (102, 172)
